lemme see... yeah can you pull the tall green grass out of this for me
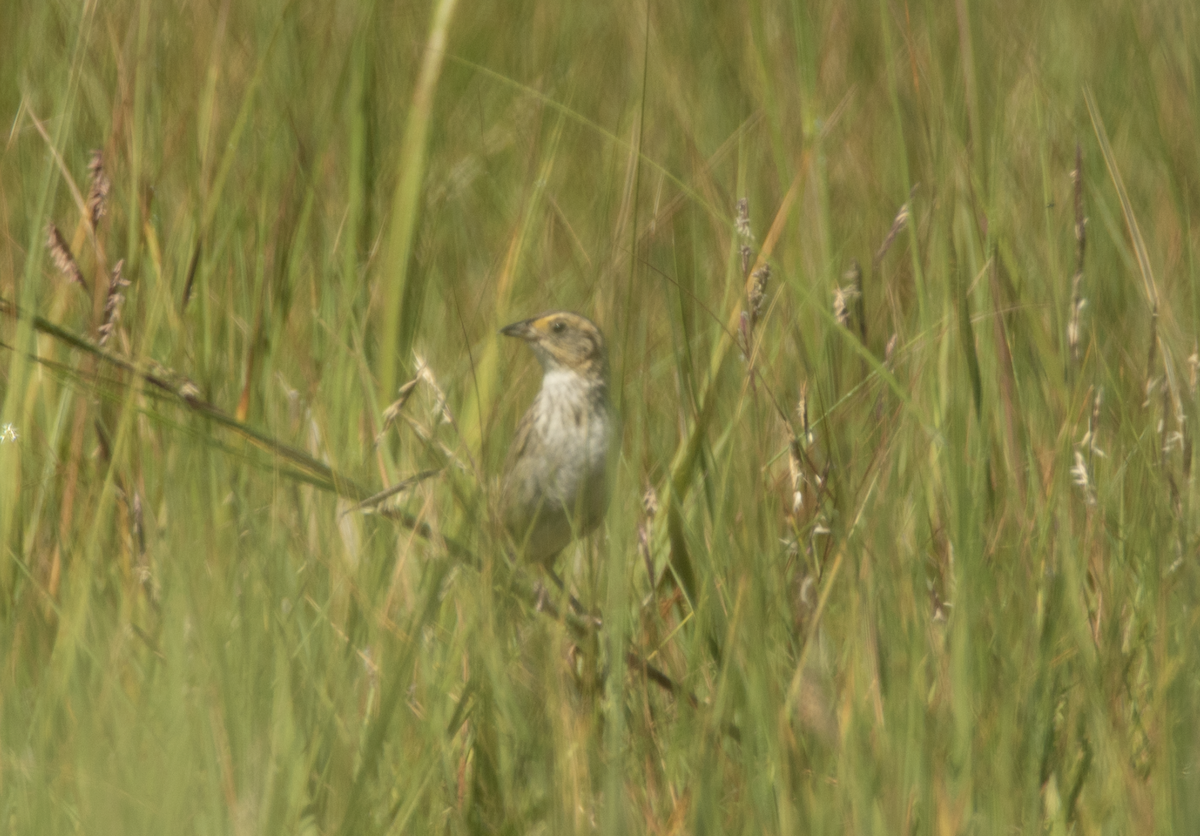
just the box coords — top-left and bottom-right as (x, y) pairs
(2, 0), (1198, 832)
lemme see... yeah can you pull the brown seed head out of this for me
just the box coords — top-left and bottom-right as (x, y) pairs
(47, 224), (86, 291)
(87, 150), (111, 229)
(98, 259), (129, 347)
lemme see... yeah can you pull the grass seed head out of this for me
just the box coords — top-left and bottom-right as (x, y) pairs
(873, 192), (912, 268)
(46, 224), (86, 291)
(748, 264), (770, 328)
(1067, 285), (1086, 362)
(87, 149), (111, 229)
(884, 333), (899, 366)
(735, 197), (753, 241)
(832, 286), (850, 327)
(1071, 449), (1096, 505)
(98, 259), (129, 347)
(788, 437), (804, 514)
(796, 383), (812, 447)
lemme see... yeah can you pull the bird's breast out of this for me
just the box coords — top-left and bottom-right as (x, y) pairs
(533, 370), (610, 474)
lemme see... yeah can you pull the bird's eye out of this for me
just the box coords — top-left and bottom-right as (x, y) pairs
(551, 320), (567, 334)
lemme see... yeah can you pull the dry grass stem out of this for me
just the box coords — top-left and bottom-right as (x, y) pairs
(343, 469), (443, 515)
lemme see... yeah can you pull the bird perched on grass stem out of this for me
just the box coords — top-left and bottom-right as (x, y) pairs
(500, 312), (612, 568)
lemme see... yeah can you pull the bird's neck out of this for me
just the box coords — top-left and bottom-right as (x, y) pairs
(541, 367), (608, 407)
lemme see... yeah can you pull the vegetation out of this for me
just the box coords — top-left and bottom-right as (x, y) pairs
(2, 0), (1198, 832)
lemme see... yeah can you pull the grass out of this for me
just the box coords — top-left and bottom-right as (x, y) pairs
(2, 0), (1199, 832)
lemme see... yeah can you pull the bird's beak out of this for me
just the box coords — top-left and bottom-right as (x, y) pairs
(500, 319), (536, 340)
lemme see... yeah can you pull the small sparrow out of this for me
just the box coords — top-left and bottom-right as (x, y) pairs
(500, 311), (612, 566)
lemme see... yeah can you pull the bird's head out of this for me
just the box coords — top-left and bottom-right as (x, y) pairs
(500, 311), (608, 380)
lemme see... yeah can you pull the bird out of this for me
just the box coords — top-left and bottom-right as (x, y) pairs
(499, 311), (612, 568)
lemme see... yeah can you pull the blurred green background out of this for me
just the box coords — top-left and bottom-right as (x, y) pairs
(2, 0), (1198, 832)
